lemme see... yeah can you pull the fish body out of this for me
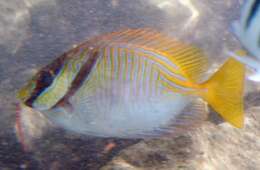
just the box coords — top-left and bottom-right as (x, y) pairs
(229, 0), (260, 81)
(17, 29), (245, 141)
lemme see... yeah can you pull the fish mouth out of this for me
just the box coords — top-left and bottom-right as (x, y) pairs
(17, 90), (29, 106)
(16, 78), (37, 103)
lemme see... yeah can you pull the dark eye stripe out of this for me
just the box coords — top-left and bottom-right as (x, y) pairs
(25, 53), (67, 107)
(39, 71), (53, 86)
(246, 0), (260, 28)
(25, 71), (54, 107)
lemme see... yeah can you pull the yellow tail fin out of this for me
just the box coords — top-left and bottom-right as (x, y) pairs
(201, 58), (245, 128)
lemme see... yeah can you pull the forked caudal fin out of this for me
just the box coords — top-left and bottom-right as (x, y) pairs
(201, 58), (245, 128)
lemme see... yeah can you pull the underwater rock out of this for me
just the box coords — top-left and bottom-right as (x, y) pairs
(101, 92), (260, 170)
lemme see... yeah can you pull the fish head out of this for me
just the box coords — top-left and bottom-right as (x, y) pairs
(17, 56), (71, 111)
(17, 69), (59, 110)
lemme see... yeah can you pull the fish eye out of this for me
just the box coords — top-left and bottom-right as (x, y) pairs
(39, 71), (53, 87)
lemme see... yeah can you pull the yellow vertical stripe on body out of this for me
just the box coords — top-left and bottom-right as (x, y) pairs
(119, 48), (125, 81)
(123, 48), (128, 81)
(103, 47), (108, 81)
(142, 58), (148, 93)
(136, 55), (142, 96)
(124, 48), (136, 95)
(117, 48), (121, 79)
(155, 70), (161, 95)
(129, 49), (135, 81)
(110, 47), (114, 80)
(149, 64), (155, 95)
(116, 47), (123, 101)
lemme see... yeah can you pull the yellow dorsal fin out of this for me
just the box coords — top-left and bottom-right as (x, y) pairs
(89, 28), (208, 83)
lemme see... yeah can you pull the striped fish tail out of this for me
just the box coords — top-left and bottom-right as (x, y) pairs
(200, 58), (245, 128)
